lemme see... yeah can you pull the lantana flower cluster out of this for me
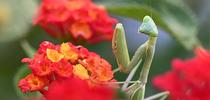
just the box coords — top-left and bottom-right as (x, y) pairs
(18, 41), (114, 93)
(34, 0), (117, 43)
(153, 48), (210, 100)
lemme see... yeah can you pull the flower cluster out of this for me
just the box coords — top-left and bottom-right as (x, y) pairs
(46, 78), (116, 100)
(153, 48), (210, 100)
(18, 41), (114, 93)
(34, 0), (117, 43)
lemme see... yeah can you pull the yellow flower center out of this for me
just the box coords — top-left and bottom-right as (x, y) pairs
(60, 43), (78, 62)
(46, 49), (64, 62)
(73, 64), (89, 80)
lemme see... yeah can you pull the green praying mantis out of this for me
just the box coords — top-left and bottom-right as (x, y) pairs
(112, 16), (169, 100)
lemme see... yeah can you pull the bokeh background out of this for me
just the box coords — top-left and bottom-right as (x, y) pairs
(0, 0), (209, 99)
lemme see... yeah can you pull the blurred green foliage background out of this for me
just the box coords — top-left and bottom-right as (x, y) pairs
(0, 0), (209, 99)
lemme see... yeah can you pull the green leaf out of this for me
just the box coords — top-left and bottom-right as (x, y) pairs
(153, 0), (200, 50)
(13, 65), (40, 98)
(103, 0), (200, 50)
(0, 0), (38, 42)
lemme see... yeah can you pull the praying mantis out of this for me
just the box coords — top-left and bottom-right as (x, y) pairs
(112, 16), (169, 100)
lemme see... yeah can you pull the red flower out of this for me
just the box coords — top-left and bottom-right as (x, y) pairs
(22, 54), (53, 76)
(153, 48), (210, 100)
(45, 78), (117, 100)
(34, 0), (117, 43)
(18, 41), (114, 93)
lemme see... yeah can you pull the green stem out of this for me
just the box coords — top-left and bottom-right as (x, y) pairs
(20, 40), (35, 58)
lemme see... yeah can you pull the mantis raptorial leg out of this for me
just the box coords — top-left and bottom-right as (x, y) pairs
(112, 23), (147, 73)
(144, 91), (169, 100)
(112, 23), (130, 72)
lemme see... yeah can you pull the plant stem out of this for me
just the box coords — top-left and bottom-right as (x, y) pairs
(20, 40), (35, 58)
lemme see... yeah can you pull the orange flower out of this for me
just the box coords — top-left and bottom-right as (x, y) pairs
(18, 41), (114, 93)
(81, 53), (114, 83)
(34, 0), (117, 43)
(18, 74), (49, 93)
